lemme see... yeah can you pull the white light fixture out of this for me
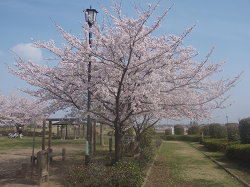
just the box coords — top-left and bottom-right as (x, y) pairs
(85, 6), (98, 25)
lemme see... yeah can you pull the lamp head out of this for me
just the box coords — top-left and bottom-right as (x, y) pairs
(85, 5), (98, 25)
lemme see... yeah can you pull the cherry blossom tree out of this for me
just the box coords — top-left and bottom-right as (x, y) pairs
(6, 2), (243, 162)
(0, 92), (48, 129)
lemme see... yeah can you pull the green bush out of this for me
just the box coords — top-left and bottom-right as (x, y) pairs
(225, 123), (240, 142)
(63, 161), (143, 187)
(226, 144), (250, 163)
(209, 123), (221, 138)
(239, 118), (250, 144)
(188, 125), (200, 135)
(165, 129), (171, 135)
(161, 135), (201, 142)
(174, 124), (184, 135)
(202, 124), (210, 136)
(126, 127), (134, 136)
(107, 131), (115, 136)
(40, 130), (49, 135)
(209, 123), (227, 139)
(203, 139), (240, 152)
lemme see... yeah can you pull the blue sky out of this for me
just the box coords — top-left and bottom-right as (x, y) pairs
(0, 0), (249, 125)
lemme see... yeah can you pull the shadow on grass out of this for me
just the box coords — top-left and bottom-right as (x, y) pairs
(191, 142), (250, 184)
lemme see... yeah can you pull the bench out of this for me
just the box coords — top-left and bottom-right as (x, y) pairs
(31, 148), (66, 165)
(48, 148), (66, 161)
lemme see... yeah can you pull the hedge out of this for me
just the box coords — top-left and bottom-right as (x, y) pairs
(203, 139), (240, 152)
(161, 135), (202, 142)
(225, 144), (250, 163)
(174, 125), (184, 135)
(239, 118), (250, 144)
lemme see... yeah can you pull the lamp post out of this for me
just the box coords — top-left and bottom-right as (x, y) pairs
(84, 6), (98, 166)
(226, 116), (228, 124)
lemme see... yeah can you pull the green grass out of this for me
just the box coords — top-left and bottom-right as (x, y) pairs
(0, 137), (87, 149)
(145, 140), (246, 187)
(192, 142), (250, 184)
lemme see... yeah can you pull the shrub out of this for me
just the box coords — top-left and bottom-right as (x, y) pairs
(63, 161), (143, 187)
(209, 123), (227, 139)
(203, 139), (240, 152)
(126, 127), (134, 136)
(162, 135), (201, 142)
(225, 123), (240, 142)
(226, 144), (250, 163)
(40, 130), (50, 135)
(202, 124), (210, 136)
(239, 118), (250, 144)
(107, 131), (115, 136)
(188, 125), (200, 135)
(209, 123), (221, 138)
(165, 129), (171, 135)
(174, 124), (184, 135)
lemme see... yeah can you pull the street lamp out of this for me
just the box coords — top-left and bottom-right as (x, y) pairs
(84, 5), (98, 166)
(226, 116), (228, 124)
(85, 6), (98, 26)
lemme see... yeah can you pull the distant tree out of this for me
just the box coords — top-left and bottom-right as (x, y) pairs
(174, 125), (184, 135)
(188, 125), (200, 135)
(209, 123), (221, 138)
(201, 124), (210, 136)
(209, 123), (227, 139)
(225, 123), (240, 142)
(239, 118), (250, 144)
(165, 129), (171, 135)
(0, 92), (48, 130)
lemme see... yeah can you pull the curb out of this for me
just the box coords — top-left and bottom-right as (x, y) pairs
(141, 143), (163, 187)
(192, 143), (250, 187)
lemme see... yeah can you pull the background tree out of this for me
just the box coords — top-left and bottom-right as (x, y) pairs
(174, 125), (184, 135)
(209, 123), (227, 139)
(0, 92), (48, 130)
(6, 2), (243, 162)
(239, 118), (250, 144)
(165, 129), (171, 135)
(202, 124), (210, 136)
(188, 125), (200, 135)
(225, 123), (240, 142)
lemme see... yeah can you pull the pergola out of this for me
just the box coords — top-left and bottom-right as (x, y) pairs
(42, 118), (81, 151)
(41, 118), (104, 153)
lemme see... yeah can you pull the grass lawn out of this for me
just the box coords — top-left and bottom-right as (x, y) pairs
(145, 140), (246, 187)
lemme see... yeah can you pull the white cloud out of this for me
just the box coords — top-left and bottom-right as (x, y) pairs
(0, 50), (4, 56)
(12, 43), (42, 63)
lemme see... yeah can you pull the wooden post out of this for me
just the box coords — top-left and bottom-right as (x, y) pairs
(78, 125), (80, 138)
(61, 125), (63, 140)
(42, 120), (46, 150)
(130, 142), (135, 157)
(109, 138), (112, 153)
(66, 125), (68, 139)
(57, 125), (59, 139)
(93, 120), (96, 156)
(202, 131), (204, 143)
(100, 123), (104, 146)
(48, 121), (52, 149)
(21, 163), (28, 179)
(82, 125), (85, 139)
(74, 126), (76, 140)
(37, 150), (49, 186)
(62, 148), (66, 161)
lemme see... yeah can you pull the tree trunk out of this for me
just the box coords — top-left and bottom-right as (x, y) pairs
(114, 130), (124, 163)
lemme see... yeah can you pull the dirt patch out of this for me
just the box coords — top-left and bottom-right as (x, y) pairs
(0, 143), (84, 186)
